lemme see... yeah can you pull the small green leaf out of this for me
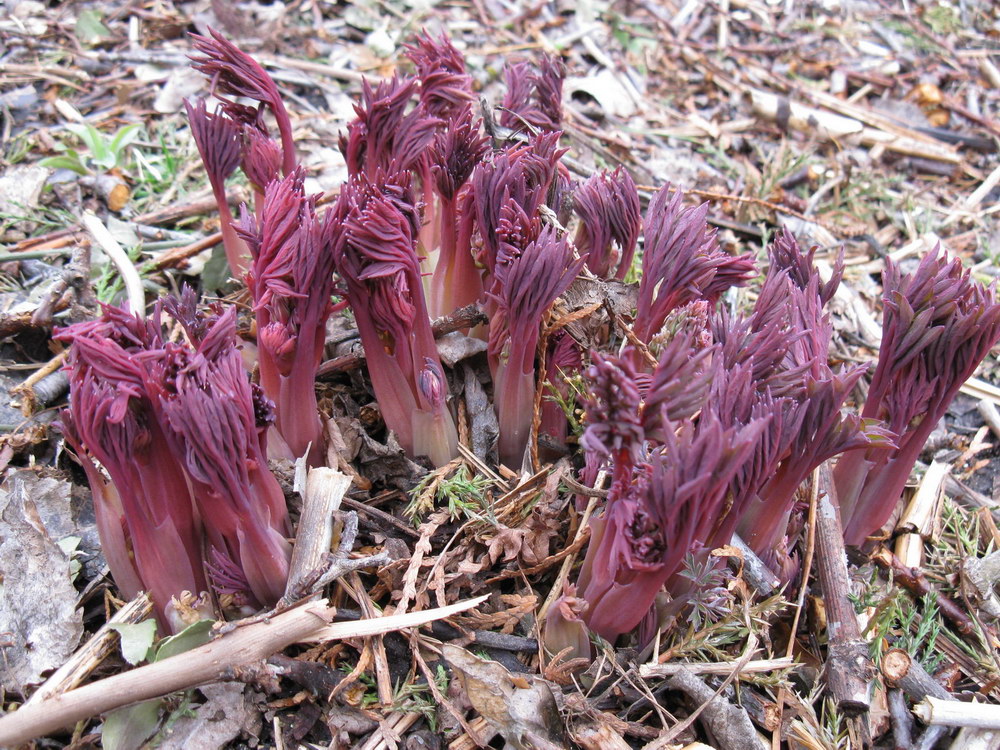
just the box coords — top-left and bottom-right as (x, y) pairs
(68, 123), (112, 168)
(102, 700), (162, 750)
(109, 123), (142, 161)
(110, 620), (158, 665)
(75, 10), (111, 46)
(154, 619), (213, 662)
(38, 155), (88, 176)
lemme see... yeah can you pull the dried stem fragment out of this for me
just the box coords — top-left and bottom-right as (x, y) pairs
(816, 464), (873, 717)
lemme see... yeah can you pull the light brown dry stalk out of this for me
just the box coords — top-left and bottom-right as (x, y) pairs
(815, 463), (873, 717)
(914, 697), (1000, 729)
(0, 596), (486, 745)
(448, 716), (494, 750)
(882, 648), (951, 703)
(282, 466), (350, 603)
(491, 468), (549, 525)
(640, 657), (796, 678)
(346, 571), (394, 705)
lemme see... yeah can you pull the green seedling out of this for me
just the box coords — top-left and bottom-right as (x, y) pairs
(40, 122), (142, 176)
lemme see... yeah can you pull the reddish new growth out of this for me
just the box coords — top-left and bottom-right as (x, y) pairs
(238, 170), (338, 463)
(835, 247), (1000, 545)
(500, 56), (565, 134)
(726, 231), (891, 559)
(634, 185), (755, 346)
(149, 295), (291, 608)
(58, 292), (291, 628)
(185, 99), (250, 275)
(187, 28), (296, 274)
(573, 167), (641, 280)
(339, 76), (441, 179)
(404, 31), (475, 122)
(572, 345), (765, 641)
(59, 307), (208, 631)
(333, 170), (458, 467)
(190, 27), (296, 175)
(488, 226), (585, 468)
(426, 107), (490, 318)
(470, 132), (565, 292)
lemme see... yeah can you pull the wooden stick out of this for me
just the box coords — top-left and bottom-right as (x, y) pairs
(816, 464), (873, 716)
(882, 648), (951, 702)
(0, 596), (485, 745)
(82, 212), (144, 318)
(282, 466), (350, 602)
(888, 689), (913, 749)
(662, 664), (768, 750)
(897, 461), (948, 535)
(640, 657), (796, 678)
(914, 697), (1000, 729)
(729, 533), (782, 596)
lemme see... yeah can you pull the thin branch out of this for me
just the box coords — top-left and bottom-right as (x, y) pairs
(0, 596), (486, 746)
(81, 212), (144, 318)
(816, 463), (873, 717)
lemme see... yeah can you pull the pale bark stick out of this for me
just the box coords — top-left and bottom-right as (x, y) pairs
(0, 596), (486, 746)
(914, 697), (1000, 728)
(282, 465), (350, 602)
(640, 658), (795, 678)
(816, 464), (873, 715)
(897, 461), (948, 535)
(946, 727), (1000, 750)
(882, 648), (951, 702)
(888, 689), (913, 749)
(730, 533), (782, 596)
(663, 666), (768, 750)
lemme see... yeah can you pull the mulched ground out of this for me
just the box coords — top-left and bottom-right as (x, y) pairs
(2, 0), (1000, 748)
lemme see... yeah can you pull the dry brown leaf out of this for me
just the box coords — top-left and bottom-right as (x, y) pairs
(443, 644), (566, 750)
